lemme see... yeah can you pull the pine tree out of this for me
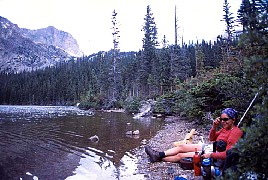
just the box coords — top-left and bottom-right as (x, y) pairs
(195, 44), (205, 76)
(238, 0), (268, 46)
(170, 45), (192, 84)
(139, 5), (159, 97)
(238, 0), (252, 33)
(158, 46), (171, 94)
(162, 35), (168, 48)
(222, 0), (236, 58)
(110, 9), (121, 104)
(175, 5), (179, 46)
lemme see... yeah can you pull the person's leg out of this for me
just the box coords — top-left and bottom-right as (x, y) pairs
(162, 152), (196, 162)
(145, 144), (202, 163)
(160, 144), (202, 162)
(164, 144), (202, 156)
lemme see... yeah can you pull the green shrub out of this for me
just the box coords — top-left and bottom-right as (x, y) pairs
(189, 73), (254, 110)
(156, 73), (254, 122)
(174, 91), (202, 119)
(102, 99), (121, 109)
(153, 92), (178, 114)
(123, 97), (141, 113)
(183, 73), (253, 119)
(78, 101), (97, 110)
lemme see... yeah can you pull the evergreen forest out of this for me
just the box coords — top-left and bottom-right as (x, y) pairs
(0, 0), (267, 178)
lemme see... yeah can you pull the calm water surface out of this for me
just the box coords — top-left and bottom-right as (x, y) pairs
(0, 105), (164, 180)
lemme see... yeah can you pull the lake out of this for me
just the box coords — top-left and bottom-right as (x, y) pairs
(0, 105), (164, 180)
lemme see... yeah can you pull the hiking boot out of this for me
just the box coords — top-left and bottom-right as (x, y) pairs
(145, 146), (160, 163)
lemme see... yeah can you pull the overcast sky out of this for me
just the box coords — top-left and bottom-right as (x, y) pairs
(0, 0), (242, 55)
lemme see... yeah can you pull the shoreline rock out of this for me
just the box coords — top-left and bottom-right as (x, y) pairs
(100, 108), (125, 113)
(134, 116), (210, 180)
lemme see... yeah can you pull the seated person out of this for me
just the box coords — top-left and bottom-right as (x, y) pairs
(145, 108), (243, 163)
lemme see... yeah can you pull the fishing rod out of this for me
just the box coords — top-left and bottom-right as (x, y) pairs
(237, 90), (260, 127)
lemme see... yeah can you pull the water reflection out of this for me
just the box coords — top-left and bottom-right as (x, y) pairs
(66, 149), (145, 180)
(0, 106), (164, 179)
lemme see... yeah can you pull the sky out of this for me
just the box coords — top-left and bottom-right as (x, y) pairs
(0, 0), (242, 55)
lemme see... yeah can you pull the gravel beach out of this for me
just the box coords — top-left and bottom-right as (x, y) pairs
(134, 116), (210, 180)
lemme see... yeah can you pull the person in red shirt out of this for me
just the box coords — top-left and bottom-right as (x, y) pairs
(145, 108), (243, 163)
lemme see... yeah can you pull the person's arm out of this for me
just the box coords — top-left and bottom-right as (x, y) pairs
(211, 127), (243, 159)
(211, 150), (225, 159)
(202, 128), (223, 159)
(209, 128), (220, 141)
(209, 117), (221, 141)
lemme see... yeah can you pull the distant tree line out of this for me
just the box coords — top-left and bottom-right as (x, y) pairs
(0, 39), (226, 107)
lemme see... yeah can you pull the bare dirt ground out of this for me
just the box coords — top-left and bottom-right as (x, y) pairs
(133, 116), (210, 180)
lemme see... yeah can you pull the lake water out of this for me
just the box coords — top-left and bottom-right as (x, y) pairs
(0, 105), (164, 180)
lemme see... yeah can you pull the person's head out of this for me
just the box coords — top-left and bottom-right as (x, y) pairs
(220, 108), (238, 130)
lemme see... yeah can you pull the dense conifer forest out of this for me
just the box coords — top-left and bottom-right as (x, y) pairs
(0, 41), (223, 106)
(0, 0), (267, 178)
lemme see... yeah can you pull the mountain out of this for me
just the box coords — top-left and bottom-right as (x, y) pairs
(21, 26), (83, 57)
(0, 16), (82, 73)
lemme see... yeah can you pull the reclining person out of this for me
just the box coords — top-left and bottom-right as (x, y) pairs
(145, 108), (243, 163)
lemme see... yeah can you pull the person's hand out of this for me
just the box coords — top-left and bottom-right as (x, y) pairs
(201, 153), (212, 159)
(212, 117), (220, 129)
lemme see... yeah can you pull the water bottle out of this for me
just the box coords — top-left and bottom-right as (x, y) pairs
(211, 165), (215, 177)
(193, 148), (201, 176)
(202, 158), (211, 180)
(214, 166), (221, 177)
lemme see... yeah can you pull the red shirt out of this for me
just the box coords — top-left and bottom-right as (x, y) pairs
(209, 126), (243, 159)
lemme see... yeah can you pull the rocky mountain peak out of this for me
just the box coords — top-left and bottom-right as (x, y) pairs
(21, 26), (83, 57)
(0, 16), (84, 73)
(0, 16), (20, 39)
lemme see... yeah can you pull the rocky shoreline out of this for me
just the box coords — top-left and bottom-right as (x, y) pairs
(134, 116), (210, 180)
